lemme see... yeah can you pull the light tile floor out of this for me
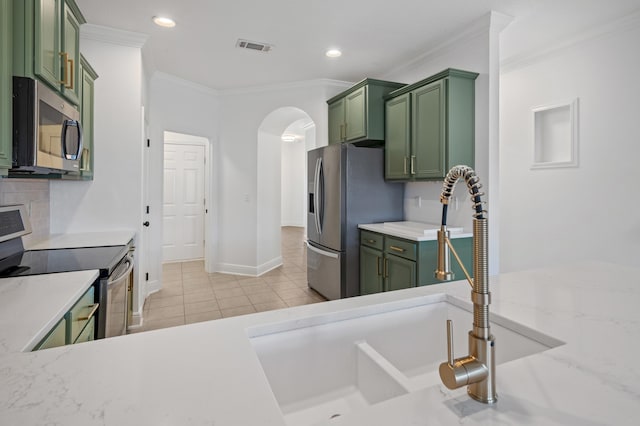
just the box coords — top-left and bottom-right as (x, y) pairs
(131, 227), (324, 333)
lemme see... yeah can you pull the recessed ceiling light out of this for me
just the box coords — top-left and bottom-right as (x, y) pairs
(326, 48), (342, 58)
(281, 134), (297, 143)
(152, 16), (176, 28)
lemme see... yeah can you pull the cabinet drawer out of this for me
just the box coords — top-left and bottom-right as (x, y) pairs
(67, 286), (98, 343)
(33, 317), (67, 351)
(360, 230), (383, 250)
(74, 317), (95, 344)
(385, 237), (417, 261)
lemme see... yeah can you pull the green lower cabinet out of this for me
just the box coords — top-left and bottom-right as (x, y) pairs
(0, 0), (12, 175)
(33, 284), (97, 351)
(360, 245), (384, 295)
(33, 317), (67, 350)
(360, 229), (473, 295)
(385, 254), (416, 291)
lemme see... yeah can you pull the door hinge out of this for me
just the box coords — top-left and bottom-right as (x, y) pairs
(145, 272), (149, 281)
(146, 139), (150, 147)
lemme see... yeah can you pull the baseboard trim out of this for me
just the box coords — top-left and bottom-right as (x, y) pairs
(216, 256), (283, 277)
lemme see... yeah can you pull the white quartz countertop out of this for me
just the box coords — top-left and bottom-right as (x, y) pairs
(1, 262), (639, 425)
(0, 271), (99, 353)
(359, 221), (472, 241)
(25, 231), (135, 250)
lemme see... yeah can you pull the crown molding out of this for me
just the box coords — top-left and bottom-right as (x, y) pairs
(381, 11), (504, 79)
(80, 24), (148, 48)
(501, 8), (640, 73)
(151, 72), (220, 97)
(220, 78), (353, 96)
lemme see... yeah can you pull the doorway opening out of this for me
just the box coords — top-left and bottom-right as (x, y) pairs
(256, 107), (315, 275)
(162, 131), (211, 265)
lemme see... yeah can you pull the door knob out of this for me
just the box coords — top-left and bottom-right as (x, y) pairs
(143, 221), (150, 227)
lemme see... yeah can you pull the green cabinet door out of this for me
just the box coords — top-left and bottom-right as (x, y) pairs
(385, 93), (411, 180)
(328, 98), (345, 144)
(33, 317), (67, 350)
(15, 0), (85, 106)
(345, 86), (366, 141)
(78, 55), (97, 180)
(412, 80), (446, 179)
(384, 69), (477, 181)
(60, 1), (80, 105)
(360, 245), (383, 295)
(34, 0), (62, 89)
(385, 254), (416, 291)
(0, 0), (12, 174)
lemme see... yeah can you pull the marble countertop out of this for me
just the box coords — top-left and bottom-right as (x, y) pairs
(0, 271), (99, 353)
(359, 221), (472, 241)
(1, 262), (638, 425)
(25, 231), (136, 250)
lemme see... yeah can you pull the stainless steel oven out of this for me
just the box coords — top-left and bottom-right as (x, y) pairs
(0, 205), (131, 340)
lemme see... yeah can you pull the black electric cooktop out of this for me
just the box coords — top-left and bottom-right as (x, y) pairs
(0, 245), (127, 278)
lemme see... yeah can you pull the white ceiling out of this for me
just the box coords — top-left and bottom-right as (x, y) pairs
(75, 0), (640, 90)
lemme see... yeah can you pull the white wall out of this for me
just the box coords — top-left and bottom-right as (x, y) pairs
(500, 20), (640, 272)
(214, 81), (349, 275)
(281, 140), (306, 227)
(257, 130), (282, 272)
(50, 28), (145, 313)
(147, 73), (220, 290)
(383, 12), (511, 274)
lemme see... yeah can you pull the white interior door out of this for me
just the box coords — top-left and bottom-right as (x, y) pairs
(163, 143), (206, 262)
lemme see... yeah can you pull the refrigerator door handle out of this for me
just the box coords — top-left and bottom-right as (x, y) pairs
(314, 157), (323, 235)
(305, 241), (339, 259)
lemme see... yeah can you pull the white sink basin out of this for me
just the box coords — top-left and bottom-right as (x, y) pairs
(248, 294), (562, 426)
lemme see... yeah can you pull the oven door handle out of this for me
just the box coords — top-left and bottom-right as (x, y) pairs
(108, 256), (134, 286)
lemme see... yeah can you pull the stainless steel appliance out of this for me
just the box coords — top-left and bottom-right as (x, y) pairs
(0, 205), (131, 339)
(12, 76), (83, 174)
(307, 144), (404, 300)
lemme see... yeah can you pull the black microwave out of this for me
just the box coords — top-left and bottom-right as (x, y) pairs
(12, 77), (83, 174)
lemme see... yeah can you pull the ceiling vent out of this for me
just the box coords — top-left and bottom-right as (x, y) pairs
(236, 39), (273, 53)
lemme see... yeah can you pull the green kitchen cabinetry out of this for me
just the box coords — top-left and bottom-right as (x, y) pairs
(385, 69), (478, 181)
(13, 0), (86, 106)
(327, 79), (405, 146)
(33, 317), (67, 350)
(360, 229), (473, 295)
(77, 55), (98, 180)
(0, 0), (12, 176)
(32, 285), (97, 351)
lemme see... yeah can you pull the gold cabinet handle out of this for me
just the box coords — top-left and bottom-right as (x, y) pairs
(77, 303), (99, 321)
(367, 239), (376, 244)
(376, 256), (381, 276)
(410, 155), (416, 175)
(384, 258), (389, 278)
(67, 58), (74, 89)
(389, 245), (406, 253)
(403, 157), (408, 175)
(59, 52), (69, 86)
(344, 122), (348, 140)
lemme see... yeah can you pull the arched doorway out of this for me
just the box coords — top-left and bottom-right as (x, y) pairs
(256, 107), (315, 274)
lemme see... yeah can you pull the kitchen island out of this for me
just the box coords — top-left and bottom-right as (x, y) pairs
(1, 261), (638, 425)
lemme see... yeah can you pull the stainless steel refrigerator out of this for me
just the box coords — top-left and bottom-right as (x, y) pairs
(306, 144), (404, 300)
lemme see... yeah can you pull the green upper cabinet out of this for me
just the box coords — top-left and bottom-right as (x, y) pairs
(77, 55), (97, 180)
(327, 79), (405, 146)
(14, 0), (85, 106)
(384, 93), (410, 179)
(0, 0), (12, 175)
(385, 69), (478, 181)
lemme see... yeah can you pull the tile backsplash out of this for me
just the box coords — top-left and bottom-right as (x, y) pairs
(0, 179), (50, 244)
